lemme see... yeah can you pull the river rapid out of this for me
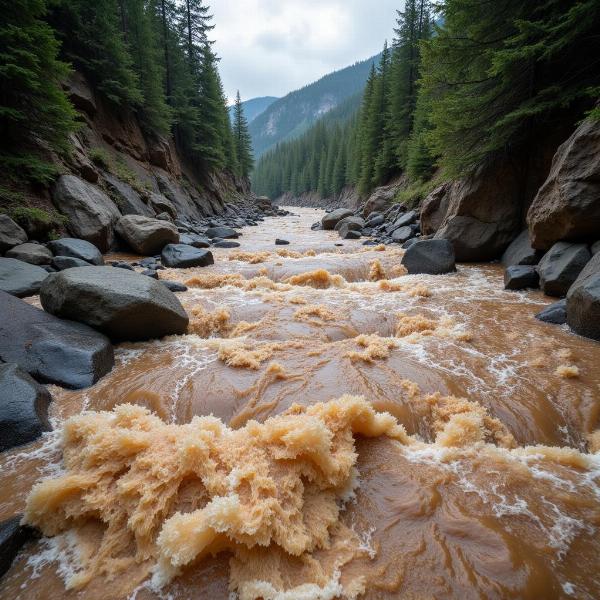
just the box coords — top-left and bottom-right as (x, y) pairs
(1, 207), (599, 600)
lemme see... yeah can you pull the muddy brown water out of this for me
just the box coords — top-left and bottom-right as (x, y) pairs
(1, 208), (599, 599)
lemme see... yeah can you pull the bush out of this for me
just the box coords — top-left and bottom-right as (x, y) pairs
(394, 177), (440, 209)
(0, 155), (61, 186)
(89, 148), (112, 170)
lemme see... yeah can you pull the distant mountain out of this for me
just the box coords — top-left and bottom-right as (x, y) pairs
(229, 96), (278, 124)
(249, 53), (382, 159)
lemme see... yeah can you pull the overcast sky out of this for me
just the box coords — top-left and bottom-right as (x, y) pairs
(210, 0), (402, 104)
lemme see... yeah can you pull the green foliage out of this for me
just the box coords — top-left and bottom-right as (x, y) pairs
(232, 91), (254, 179)
(89, 147), (147, 193)
(89, 147), (112, 170)
(0, 155), (62, 185)
(8, 205), (68, 227)
(393, 177), (439, 209)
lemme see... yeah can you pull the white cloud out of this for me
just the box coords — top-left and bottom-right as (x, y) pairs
(209, 0), (402, 103)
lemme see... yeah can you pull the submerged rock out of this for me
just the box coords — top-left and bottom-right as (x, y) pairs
(116, 215), (179, 255)
(47, 238), (104, 266)
(0, 363), (51, 451)
(401, 239), (456, 275)
(0, 290), (114, 389)
(40, 267), (189, 342)
(275, 239), (290, 245)
(566, 253), (600, 340)
(5, 243), (53, 265)
(0, 258), (48, 297)
(204, 226), (238, 240)
(161, 280), (188, 293)
(535, 299), (567, 325)
(321, 208), (353, 230)
(504, 265), (540, 291)
(161, 244), (215, 268)
(537, 242), (591, 297)
(0, 516), (36, 578)
(0, 215), (28, 253)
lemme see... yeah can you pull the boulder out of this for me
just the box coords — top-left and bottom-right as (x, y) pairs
(40, 267), (189, 342)
(213, 240), (240, 248)
(433, 162), (522, 261)
(401, 239), (457, 275)
(0, 363), (51, 451)
(566, 252), (600, 340)
(420, 183), (451, 236)
(501, 230), (543, 267)
(341, 230), (361, 240)
(64, 71), (96, 115)
(537, 242), (591, 297)
(321, 208), (353, 230)
(147, 192), (177, 219)
(0, 258), (48, 297)
(0, 516), (36, 578)
(116, 215), (179, 255)
(535, 300), (567, 325)
(391, 226), (414, 244)
(47, 238), (104, 265)
(180, 233), (211, 248)
(275, 239), (290, 245)
(161, 245), (215, 268)
(528, 118), (600, 250)
(362, 183), (398, 217)
(51, 256), (92, 270)
(0, 290), (113, 388)
(504, 265), (540, 291)
(337, 217), (364, 239)
(52, 175), (121, 252)
(155, 212), (173, 222)
(0, 215), (27, 253)
(5, 243), (53, 265)
(402, 238), (419, 250)
(365, 214), (385, 228)
(392, 210), (417, 229)
(104, 173), (153, 217)
(204, 226), (239, 239)
(591, 240), (600, 255)
(162, 280), (188, 293)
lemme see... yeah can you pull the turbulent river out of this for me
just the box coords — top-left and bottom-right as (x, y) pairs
(1, 208), (600, 600)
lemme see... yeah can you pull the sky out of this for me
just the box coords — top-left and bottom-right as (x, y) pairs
(210, 0), (402, 104)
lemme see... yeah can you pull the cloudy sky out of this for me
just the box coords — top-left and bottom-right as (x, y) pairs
(210, 0), (402, 104)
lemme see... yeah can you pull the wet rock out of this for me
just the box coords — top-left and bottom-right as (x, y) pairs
(392, 210), (417, 229)
(0, 290), (114, 388)
(535, 299), (567, 325)
(179, 233), (211, 248)
(275, 239), (290, 245)
(528, 118), (600, 250)
(362, 183), (398, 217)
(337, 217), (364, 239)
(321, 208), (353, 230)
(111, 261), (135, 271)
(0, 258), (48, 297)
(0, 363), (51, 451)
(341, 230), (361, 240)
(204, 226), (239, 240)
(139, 257), (158, 268)
(420, 183), (451, 236)
(141, 269), (158, 279)
(402, 238), (419, 250)
(51, 255), (92, 270)
(155, 212), (172, 221)
(401, 239), (457, 275)
(40, 267), (189, 342)
(592, 241), (600, 255)
(147, 193), (177, 219)
(161, 244), (215, 268)
(213, 240), (241, 248)
(162, 280), (188, 293)
(504, 265), (540, 291)
(537, 242), (591, 297)
(311, 222), (322, 231)
(52, 175), (121, 252)
(501, 230), (543, 267)
(47, 238), (104, 266)
(104, 173), (153, 217)
(362, 240), (380, 246)
(566, 253), (600, 340)
(391, 226), (414, 244)
(0, 516), (37, 578)
(5, 243), (53, 266)
(0, 215), (28, 253)
(116, 215), (179, 255)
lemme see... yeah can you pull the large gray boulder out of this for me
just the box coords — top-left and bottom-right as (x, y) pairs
(116, 215), (179, 255)
(0, 215), (27, 253)
(401, 239), (457, 275)
(566, 252), (600, 340)
(40, 267), (189, 342)
(535, 299), (567, 325)
(0, 516), (36, 577)
(391, 210), (417, 230)
(322, 208), (353, 230)
(204, 226), (239, 239)
(0, 290), (113, 388)
(528, 118), (600, 250)
(104, 173), (154, 217)
(161, 244), (214, 268)
(501, 230), (544, 267)
(51, 255), (93, 271)
(147, 192), (177, 219)
(420, 183), (451, 236)
(0, 258), (48, 297)
(433, 161), (522, 261)
(5, 243), (52, 265)
(0, 363), (51, 451)
(52, 175), (121, 252)
(336, 216), (364, 239)
(391, 226), (414, 244)
(537, 242), (591, 297)
(47, 237), (104, 265)
(504, 265), (539, 291)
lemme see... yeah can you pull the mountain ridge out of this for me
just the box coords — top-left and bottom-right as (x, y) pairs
(229, 96), (279, 125)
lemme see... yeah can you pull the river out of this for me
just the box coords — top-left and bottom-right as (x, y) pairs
(1, 208), (599, 600)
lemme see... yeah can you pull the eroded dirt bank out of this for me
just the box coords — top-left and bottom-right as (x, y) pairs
(1, 208), (599, 600)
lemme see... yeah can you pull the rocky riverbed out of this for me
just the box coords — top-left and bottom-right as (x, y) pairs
(1, 207), (599, 600)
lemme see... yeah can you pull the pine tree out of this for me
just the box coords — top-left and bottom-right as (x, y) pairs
(232, 91), (254, 178)
(0, 0), (77, 180)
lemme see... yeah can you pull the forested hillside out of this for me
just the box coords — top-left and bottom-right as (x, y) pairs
(249, 53), (381, 159)
(253, 0), (600, 206)
(229, 96), (278, 125)
(0, 0), (254, 207)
